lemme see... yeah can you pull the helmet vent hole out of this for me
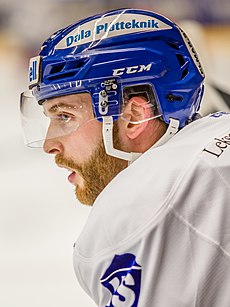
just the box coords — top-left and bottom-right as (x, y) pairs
(47, 58), (90, 81)
(181, 68), (189, 79)
(175, 54), (185, 66)
(166, 42), (180, 50)
(67, 58), (89, 69)
(50, 64), (65, 74)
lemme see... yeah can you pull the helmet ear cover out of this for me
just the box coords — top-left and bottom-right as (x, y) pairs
(122, 83), (162, 120)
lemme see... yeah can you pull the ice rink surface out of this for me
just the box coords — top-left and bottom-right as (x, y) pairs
(0, 21), (230, 307)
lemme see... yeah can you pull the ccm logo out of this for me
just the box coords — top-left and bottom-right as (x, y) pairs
(113, 63), (152, 76)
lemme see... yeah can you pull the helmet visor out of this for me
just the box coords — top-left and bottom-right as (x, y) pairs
(20, 90), (100, 147)
(20, 76), (123, 147)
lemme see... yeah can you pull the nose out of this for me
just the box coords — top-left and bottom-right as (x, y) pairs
(43, 137), (63, 154)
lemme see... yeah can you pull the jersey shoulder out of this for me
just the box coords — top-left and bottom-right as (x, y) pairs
(75, 112), (230, 258)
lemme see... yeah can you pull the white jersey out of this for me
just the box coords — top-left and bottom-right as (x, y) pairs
(73, 112), (230, 307)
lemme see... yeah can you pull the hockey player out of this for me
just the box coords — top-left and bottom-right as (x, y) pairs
(20, 8), (230, 307)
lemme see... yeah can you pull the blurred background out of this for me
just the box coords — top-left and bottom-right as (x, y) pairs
(0, 1), (230, 306)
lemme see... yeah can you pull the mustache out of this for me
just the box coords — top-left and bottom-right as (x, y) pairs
(55, 154), (82, 174)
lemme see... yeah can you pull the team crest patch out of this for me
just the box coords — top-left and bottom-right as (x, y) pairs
(100, 253), (142, 307)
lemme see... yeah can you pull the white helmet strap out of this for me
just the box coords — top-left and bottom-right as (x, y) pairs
(102, 116), (180, 164)
(102, 116), (141, 164)
(151, 118), (180, 149)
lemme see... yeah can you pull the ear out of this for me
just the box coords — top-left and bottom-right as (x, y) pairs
(122, 96), (152, 140)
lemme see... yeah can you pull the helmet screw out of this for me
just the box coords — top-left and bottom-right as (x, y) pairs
(166, 94), (175, 102)
(100, 90), (107, 97)
(166, 93), (183, 102)
(100, 100), (108, 107)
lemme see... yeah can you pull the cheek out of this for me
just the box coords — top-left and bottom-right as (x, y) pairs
(65, 120), (102, 163)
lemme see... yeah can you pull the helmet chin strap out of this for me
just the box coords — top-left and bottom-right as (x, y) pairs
(102, 116), (141, 165)
(102, 116), (179, 165)
(151, 118), (180, 149)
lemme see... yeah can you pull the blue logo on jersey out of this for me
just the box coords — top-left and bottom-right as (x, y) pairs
(209, 111), (229, 118)
(100, 253), (142, 307)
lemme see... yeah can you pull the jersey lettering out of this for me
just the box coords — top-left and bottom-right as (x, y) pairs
(203, 130), (230, 158)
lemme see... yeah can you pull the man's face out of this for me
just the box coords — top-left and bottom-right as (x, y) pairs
(43, 93), (127, 206)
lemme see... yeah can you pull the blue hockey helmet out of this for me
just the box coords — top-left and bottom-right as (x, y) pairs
(20, 8), (205, 159)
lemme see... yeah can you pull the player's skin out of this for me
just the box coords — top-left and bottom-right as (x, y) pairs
(43, 92), (167, 205)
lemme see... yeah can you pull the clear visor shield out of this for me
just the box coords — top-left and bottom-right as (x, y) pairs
(20, 90), (99, 148)
(20, 80), (162, 148)
(20, 77), (121, 147)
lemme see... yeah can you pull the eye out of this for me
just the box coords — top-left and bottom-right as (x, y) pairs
(57, 113), (72, 123)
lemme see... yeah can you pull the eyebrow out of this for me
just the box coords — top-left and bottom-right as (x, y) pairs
(46, 102), (79, 114)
